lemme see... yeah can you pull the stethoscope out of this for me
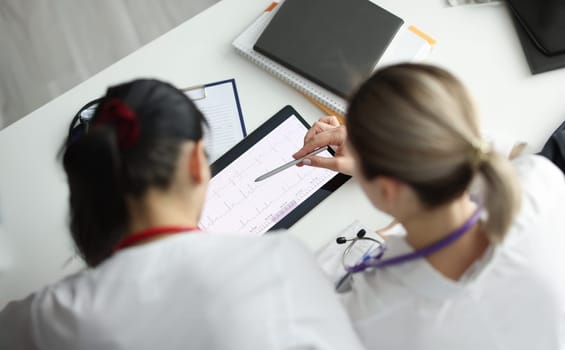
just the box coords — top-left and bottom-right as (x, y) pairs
(334, 207), (483, 293)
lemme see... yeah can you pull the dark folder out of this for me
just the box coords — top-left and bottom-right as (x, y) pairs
(508, 0), (565, 74)
(253, 0), (403, 98)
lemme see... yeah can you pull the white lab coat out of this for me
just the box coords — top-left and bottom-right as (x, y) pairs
(318, 155), (565, 350)
(0, 234), (364, 350)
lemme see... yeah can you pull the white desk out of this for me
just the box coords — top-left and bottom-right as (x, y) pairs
(1, 0), (564, 307)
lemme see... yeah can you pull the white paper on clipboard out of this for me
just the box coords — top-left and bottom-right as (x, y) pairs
(184, 79), (247, 163)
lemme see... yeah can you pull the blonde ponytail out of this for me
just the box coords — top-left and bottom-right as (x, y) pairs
(477, 151), (521, 241)
(347, 63), (522, 243)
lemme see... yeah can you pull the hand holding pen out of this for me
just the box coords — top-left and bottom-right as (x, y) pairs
(292, 116), (354, 175)
(255, 116), (355, 182)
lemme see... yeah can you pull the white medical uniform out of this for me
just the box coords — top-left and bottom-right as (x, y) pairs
(319, 155), (565, 350)
(0, 234), (364, 350)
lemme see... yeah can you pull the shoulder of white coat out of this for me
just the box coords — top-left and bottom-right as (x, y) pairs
(512, 155), (565, 211)
(259, 231), (315, 261)
(506, 155), (565, 244)
(261, 233), (326, 281)
(264, 234), (366, 350)
(513, 154), (563, 185)
(28, 269), (101, 346)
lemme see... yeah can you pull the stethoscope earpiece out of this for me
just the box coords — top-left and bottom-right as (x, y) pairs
(336, 229), (371, 245)
(356, 229), (366, 238)
(336, 236), (348, 244)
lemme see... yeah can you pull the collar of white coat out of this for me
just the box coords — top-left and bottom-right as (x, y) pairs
(376, 234), (496, 301)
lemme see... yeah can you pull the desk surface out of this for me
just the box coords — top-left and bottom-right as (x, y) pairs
(1, 0), (564, 307)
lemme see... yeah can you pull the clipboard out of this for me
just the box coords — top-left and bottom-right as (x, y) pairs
(198, 105), (350, 235)
(183, 79), (247, 162)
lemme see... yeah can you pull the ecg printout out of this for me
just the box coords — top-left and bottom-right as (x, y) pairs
(198, 116), (337, 235)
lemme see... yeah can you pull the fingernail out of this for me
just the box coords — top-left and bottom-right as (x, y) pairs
(302, 158), (312, 166)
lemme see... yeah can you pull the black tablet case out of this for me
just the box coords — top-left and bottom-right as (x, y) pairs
(254, 0), (403, 98)
(508, 0), (565, 74)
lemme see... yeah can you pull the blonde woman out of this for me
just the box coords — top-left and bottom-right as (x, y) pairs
(294, 64), (565, 349)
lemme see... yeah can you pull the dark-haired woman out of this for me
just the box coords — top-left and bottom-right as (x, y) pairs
(294, 64), (565, 349)
(0, 79), (363, 350)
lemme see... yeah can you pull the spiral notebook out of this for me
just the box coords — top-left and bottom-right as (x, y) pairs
(254, 0), (404, 98)
(232, 1), (436, 115)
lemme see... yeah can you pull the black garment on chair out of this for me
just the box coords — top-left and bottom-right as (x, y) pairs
(539, 120), (565, 174)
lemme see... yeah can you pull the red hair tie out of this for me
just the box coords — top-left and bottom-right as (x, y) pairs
(94, 98), (140, 149)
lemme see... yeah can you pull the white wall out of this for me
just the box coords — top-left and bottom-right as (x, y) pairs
(0, 0), (218, 128)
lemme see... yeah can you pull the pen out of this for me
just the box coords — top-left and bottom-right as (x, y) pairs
(254, 147), (328, 182)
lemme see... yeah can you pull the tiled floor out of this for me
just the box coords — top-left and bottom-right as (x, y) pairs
(0, 0), (219, 129)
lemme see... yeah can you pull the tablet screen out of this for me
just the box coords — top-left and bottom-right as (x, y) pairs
(198, 106), (348, 235)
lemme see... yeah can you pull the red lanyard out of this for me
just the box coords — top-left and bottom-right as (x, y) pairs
(114, 226), (198, 252)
